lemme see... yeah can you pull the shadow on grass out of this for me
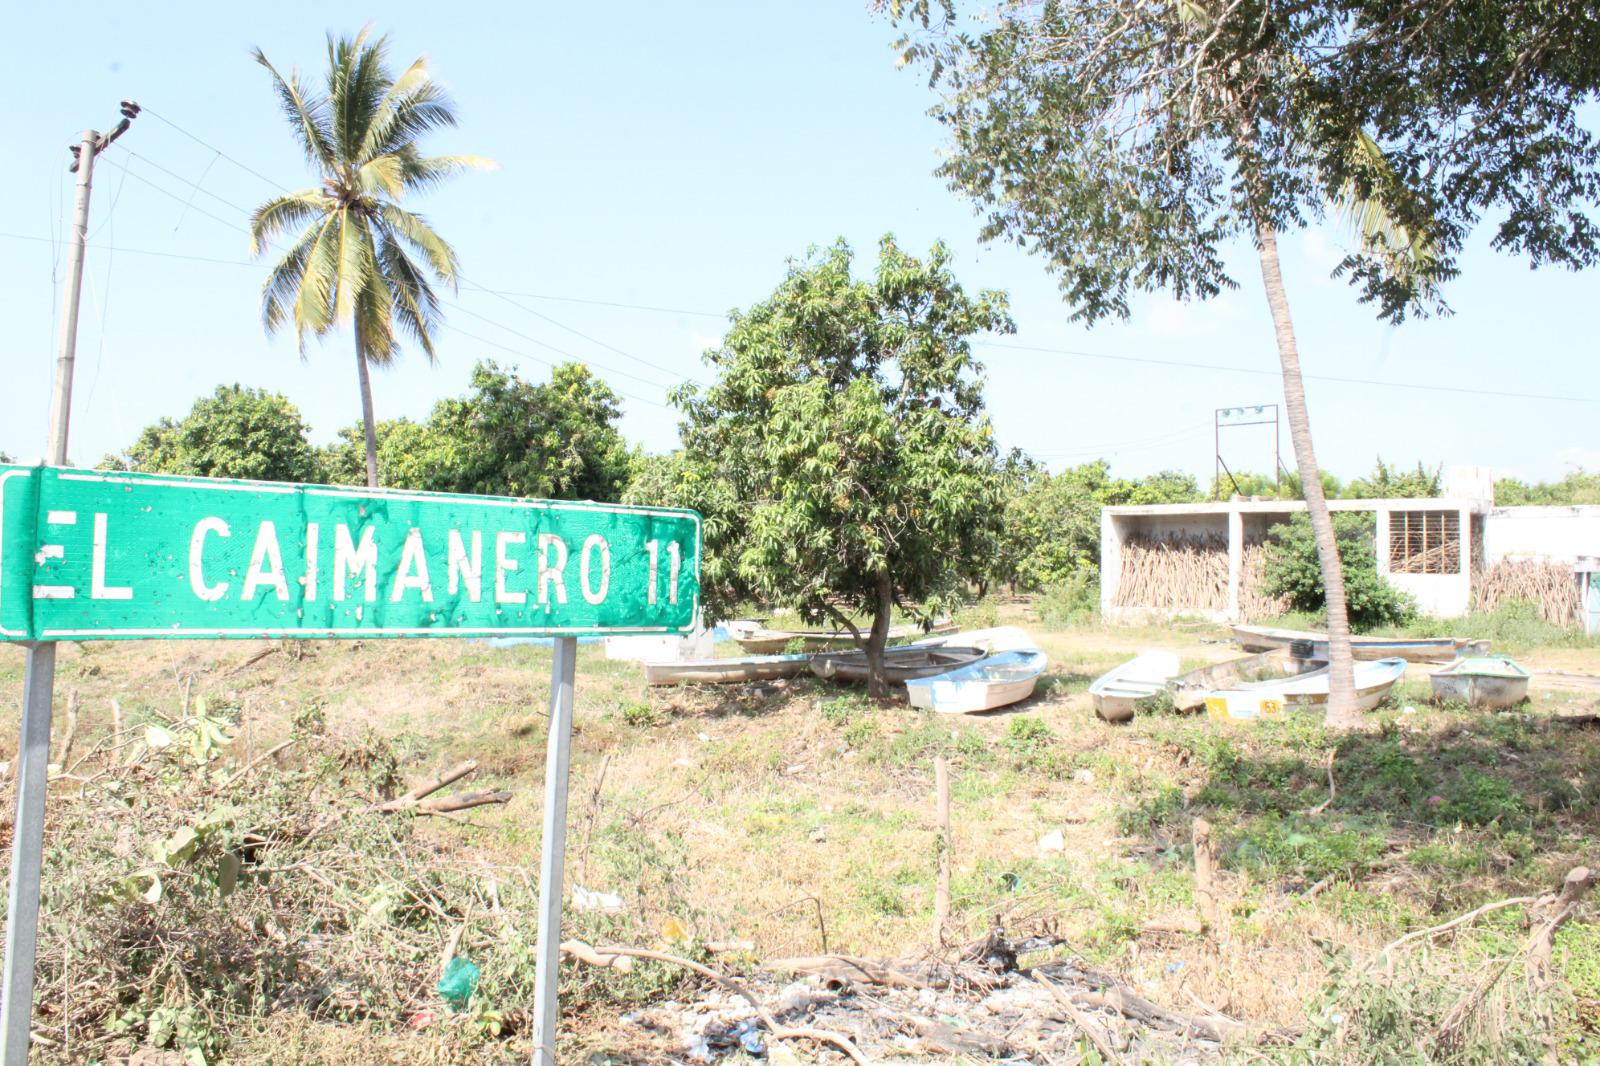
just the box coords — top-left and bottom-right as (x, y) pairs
(1115, 709), (1600, 898)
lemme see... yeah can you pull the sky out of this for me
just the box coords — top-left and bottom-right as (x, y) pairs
(1, 1), (1596, 488)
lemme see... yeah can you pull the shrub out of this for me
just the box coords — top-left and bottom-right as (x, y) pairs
(1036, 570), (1100, 628)
(1261, 513), (1415, 632)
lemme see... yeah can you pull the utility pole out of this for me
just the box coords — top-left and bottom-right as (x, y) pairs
(1, 100), (139, 1066)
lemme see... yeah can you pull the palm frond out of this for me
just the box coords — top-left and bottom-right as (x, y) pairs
(252, 48), (334, 171)
(328, 28), (392, 166)
(394, 151), (497, 194)
(377, 202), (461, 284)
(355, 56), (435, 162)
(332, 210), (381, 327)
(249, 189), (330, 254)
(375, 230), (442, 361)
(260, 221), (324, 339)
(292, 215), (343, 349)
(1330, 129), (1438, 288)
(356, 155), (406, 199)
(355, 272), (399, 367)
(367, 83), (461, 159)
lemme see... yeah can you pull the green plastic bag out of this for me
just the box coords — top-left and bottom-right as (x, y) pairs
(436, 957), (481, 1012)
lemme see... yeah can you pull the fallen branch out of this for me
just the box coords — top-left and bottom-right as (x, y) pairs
(227, 646), (279, 676)
(419, 790), (512, 814)
(563, 941), (869, 1065)
(1192, 818), (1220, 930)
(1070, 984), (1249, 1044)
(767, 954), (933, 989)
(55, 691), (80, 770)
(1036, 972), (1126, 1064)
(222, 739), (297, 789)
(1524, 866), (1594, 990)
(1304, 749), (1337, 816)
(1365, 895), (1538, 976)
(376, 760), (479, 812)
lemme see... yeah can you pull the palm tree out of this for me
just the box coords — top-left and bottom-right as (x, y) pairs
(249, 28), (491, 488)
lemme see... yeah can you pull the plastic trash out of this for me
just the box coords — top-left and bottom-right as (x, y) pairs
(573, 885), (626, 913)
(436, 956), (480, 1011)
(734, 1017), (766, 1054)
(1038, 829), (1066, 853)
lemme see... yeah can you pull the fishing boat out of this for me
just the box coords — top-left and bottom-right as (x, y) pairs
(736, 619), (957, 655)
(1205, 657), (1407, 720)
(1168, 649), (1325, 712)
(1231, 624), (1489, 663)
(1430, 655), (1532, 710)
(809, 645), (986, 685)
(906, 649), (1049, 714)
(1090, 651), (1181, 723)
(912, 625), (1039, 654)
(643, 652), (812, 686)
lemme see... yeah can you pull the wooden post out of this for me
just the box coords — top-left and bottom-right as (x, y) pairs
(933, 756), (951, 942)
(1192, 818), (1219, 929)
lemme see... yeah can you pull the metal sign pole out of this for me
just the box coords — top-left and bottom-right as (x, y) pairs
(0, 126), (101, 1066)
(531, 636), (578, 1065)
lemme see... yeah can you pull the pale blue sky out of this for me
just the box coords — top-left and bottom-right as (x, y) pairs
(2, 2), (1596, 485)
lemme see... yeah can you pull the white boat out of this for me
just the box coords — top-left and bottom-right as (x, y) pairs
(913, 625), (1039, 654)
(736, 618), (957, 655)
(1168, 649), (1325, 712)
(643, 653), (811, 686)
(809, 645), (986, 684)
(1090, 651), (1182, 723)
(1430, 655), (1531, 710)
(1231, 624), (1488, 663)
(1205, 657), (1407, 720)
(906, 649), (1049, 714)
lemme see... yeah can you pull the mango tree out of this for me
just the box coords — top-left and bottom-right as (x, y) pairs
(673, 236), (1013, 696)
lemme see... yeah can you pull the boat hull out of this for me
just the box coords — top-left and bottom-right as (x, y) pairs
(906, 650), (1048, 714)
(1089, 651), (1181, 723)
(1231, 624), (1487, 663)
(1205, 658), (1407, 720)
(1429, 656), (1532, 710)
(644, 653), (811, 686)
(810, 646), (985, 685)
(1168, 649), (1324, 712)
(737, 620), (957, 655)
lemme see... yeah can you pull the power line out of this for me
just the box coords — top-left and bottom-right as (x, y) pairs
(0, 231), (254, 266)
(471, 286), (725, 319)
(140, 105), (292, 193)
(981, 341), (1600, 406)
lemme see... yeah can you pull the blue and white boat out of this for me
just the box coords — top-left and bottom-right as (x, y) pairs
(905, 648), (1049, 715)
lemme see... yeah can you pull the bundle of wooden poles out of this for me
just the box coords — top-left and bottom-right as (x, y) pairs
(1389, 540), (1461, 575)
(1113, 534), (1287, 616)
(1473, 558), (1582, 627)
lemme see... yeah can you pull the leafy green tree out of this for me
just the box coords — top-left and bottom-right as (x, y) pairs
(888, 0), (1600, 725)
(673, 236), (1013, 695)
(1212, 470), (1343, 501)
(318, 418), (441, 489)
(997, 462), (1201, 592)
(424, 361), (632, 501)
(1345, 459), (1441, 499)
(1494, 472), (1600, 506)
(249, 28), (491, 488)
(621, 450), (691, 509)
(1263, 514), (1415, 632)
(104, 385), (319, 483)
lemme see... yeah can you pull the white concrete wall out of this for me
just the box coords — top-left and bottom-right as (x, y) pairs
(1483, 506), (1600, 564)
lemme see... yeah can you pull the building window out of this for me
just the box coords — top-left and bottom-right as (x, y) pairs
(1389, 510), (1460, 574)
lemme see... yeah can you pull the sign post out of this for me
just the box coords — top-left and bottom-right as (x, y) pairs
(0, 464), (701, 1062)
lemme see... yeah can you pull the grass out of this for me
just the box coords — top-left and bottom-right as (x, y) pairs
(6, 599), (1599, 1063)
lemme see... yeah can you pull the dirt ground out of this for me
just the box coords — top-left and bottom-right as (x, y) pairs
(2, 606), (1598, 1063)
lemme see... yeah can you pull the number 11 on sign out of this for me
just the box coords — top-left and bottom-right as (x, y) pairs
(645, 540), (681, 606)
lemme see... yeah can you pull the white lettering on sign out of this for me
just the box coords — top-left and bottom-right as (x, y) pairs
(91, 513), (133, 600)
(334, 524), (378, 603)
(242, 521), (290, 602)
(189, 517), (230, 602)
(448, 530), (482, 603)
(303, 522), (320, 602)
(643, 539), (681, 606)
(391, 528), (433, 602)
(537, 533), (569, 606)
(579, 534), (610, 605)
(495, 532), (526, 605)
(33, 509), (78, 600)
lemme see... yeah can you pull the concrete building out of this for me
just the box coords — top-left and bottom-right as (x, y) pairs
(1100, 468), (1600, 630)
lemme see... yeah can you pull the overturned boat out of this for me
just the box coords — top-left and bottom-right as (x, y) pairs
(1090, 651), (1181, 723)
(906, 648), (1049, 714)
(643, 652), (813, 686)
(809, 645), (986, 685)
(1231, 624), (1487, 663)
(737, 619), (957, 655)
(1430, 655), (1531, 710)
(1168, 649), (1325, 712)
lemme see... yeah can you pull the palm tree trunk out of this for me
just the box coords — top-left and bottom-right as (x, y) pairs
(355, 343), (380, 489)
(1254, 223), (1360, 729)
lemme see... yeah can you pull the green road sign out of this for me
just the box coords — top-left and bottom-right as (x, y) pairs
(0, 465), (701, 641)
